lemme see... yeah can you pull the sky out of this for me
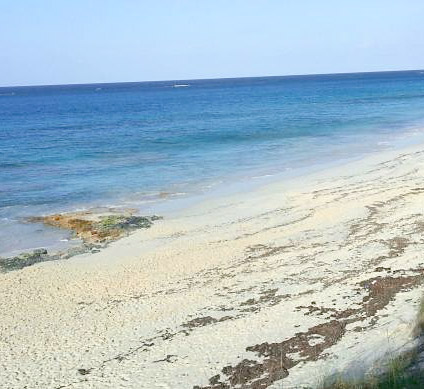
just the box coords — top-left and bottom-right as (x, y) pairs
(1, 0), (424, 86)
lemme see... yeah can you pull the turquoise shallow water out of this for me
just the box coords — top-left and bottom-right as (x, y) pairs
(1, 70), (424, 255)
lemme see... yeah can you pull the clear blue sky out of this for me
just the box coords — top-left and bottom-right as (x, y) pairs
(1, 0), (424, 86)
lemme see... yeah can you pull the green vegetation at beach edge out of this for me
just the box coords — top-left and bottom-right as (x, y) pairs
(320, 299), (424, 389)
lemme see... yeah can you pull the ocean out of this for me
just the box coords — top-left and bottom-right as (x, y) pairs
(1, 70), (424, 256)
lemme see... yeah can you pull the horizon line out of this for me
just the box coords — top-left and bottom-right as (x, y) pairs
(1, 68), (423, 89)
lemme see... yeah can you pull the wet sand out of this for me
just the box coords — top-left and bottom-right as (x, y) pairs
(1, 143), (424, 388)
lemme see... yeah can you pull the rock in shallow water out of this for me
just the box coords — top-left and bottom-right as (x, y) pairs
(0, 212), (162, 272)
(27, 212), (162, 244)
(0, 248), (55, 272)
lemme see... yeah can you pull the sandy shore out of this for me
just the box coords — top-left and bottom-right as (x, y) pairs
(2, 143), (424, 388)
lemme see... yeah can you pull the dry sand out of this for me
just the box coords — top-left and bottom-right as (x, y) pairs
(1, 143), (424, 388)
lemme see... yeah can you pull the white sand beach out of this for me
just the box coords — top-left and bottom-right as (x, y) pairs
(2, 143), (424, 388)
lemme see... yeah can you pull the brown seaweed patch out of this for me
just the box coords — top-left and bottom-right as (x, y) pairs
(359, 274), (423, 318)
(300, 273), (424, 322)
(195, 272), (424, 389)
(415, 221), (424, 233)
(295, 304), (338, 317)
(245, 244), (295, 260)
(386, 237), (409, 257)
(240, 289), (291, 312)
(194, 321), (346, 389)
(183, 315), (233, 329)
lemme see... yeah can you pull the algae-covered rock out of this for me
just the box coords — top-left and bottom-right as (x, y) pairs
(28, 212), (162, 244)
(0, 211), (163, 272)
(0, 248), (54, 272)
(98, 215), (161, 231)
(0, 243), (106, 272)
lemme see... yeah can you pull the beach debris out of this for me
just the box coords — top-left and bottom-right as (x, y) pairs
(153, 354), (177, 363)
(77, 368), (91, 375)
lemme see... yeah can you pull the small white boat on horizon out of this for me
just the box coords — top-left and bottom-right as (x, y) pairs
(172, 84), (190, 88)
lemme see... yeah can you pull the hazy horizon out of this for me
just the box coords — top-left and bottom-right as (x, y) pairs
(2, 1), (424, 87)
(1, 68), (424, 89)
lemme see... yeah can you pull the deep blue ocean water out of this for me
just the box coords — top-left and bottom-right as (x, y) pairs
(1, 71), (424, 255)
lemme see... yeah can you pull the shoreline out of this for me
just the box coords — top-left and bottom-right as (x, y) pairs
(3, 123), (424, 259)
(1, 140), (424, 388)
